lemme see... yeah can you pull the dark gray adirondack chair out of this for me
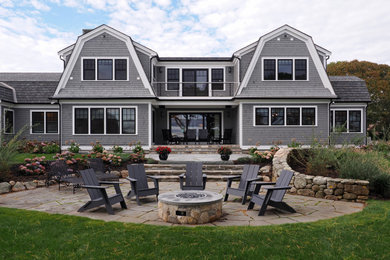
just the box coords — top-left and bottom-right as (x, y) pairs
(126, 164), (159, 205)
(48, 160), (83, 194)
(162, 129), (174, 144)
(247, 170), (295, 216)
(198, 129), (209, 144)
(179, 162), (207, 190)
(78, 168), (127, 215)
(88, 158), (119, 181)
(224, 164), (261, 204)
(221, 129), (232, 144)
(185, 129), (196, 144)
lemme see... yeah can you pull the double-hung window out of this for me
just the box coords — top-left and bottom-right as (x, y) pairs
(254, 106), (316, 126)
(167, 68), (179, 90)
(31, 111), (59, 134)
(263, 58), (308, 80)
(4, 109), (14, 134)
(82, 58), (128, 81)
(331, 109), (362, 133)
(211, 68), (224, 90)
(74, 107), (136, 135)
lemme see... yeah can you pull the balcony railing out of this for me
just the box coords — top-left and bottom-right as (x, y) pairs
(151, 82), (238, 97)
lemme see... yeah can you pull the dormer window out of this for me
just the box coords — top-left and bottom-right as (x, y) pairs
(82, 57), (128, 81)
(263, 58), (308, 81)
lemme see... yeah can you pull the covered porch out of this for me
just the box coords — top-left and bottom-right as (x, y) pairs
(152, 104), (239, 145)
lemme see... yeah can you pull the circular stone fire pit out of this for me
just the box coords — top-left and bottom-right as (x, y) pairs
(158, 191), (223, 224)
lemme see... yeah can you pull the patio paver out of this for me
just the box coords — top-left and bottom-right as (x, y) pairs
(0, 181), (365, 226)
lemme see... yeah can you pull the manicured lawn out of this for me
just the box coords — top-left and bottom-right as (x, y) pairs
(0, 200), (389, 259)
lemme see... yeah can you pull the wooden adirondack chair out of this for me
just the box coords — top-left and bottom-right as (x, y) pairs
(179, 162), (207, 190)
(48, 160), (83, 194)
(224, 164), (261, 204)
(88, 158), (119, 181)
(78, 168), (127, 215)
(126, 164), (159, 205)
(247, 169), (295, 216)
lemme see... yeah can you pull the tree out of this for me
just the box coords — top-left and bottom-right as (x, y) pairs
(327, 60), (390, 139)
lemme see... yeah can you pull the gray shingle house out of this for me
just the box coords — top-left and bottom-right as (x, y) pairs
(0, 24), (370, 150)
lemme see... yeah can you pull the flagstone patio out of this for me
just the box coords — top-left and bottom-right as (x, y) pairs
(0, 181), (364, 226)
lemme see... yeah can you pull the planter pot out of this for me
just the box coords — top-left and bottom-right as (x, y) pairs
(220, 154), (230, 161)
(159, 153), (169, 161)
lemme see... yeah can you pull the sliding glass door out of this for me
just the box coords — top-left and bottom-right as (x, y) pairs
(169, 112), (221, 140)
(182, 69), (209, 96)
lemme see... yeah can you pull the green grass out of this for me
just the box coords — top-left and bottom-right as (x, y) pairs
(0, 200), (389, 259)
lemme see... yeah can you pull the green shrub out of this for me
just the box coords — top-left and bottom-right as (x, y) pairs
(68, 141), (80, 153)
(42, 143), (60, 154)
(306, 148), (341, 176)
(132, 142), (144, 154)
(249, 147), (257, 156)
(91, 141), (104, 153)
(287, 138), (302, 148)
(112, 145), (123, 153)
(235, 157), (253, 164)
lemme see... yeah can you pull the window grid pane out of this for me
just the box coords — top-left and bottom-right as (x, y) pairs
(46, 112), (58, 134)
(4, 110), (14, 134)
(106, 108), (120, 134)
(115, 59), (127, 80)
(302, 108), (316, 126)
(32, 112), (44, 133)
(90, 108), (104, 134)
(97, 59), (113, 80)
(278, 59), (293, 80)
(255, 108), (269, 125)
(271, 108), (284, 125)
(75, 108), (89, 134)
(286, 108), (300, 125)
(349, 111), (361, 132)
(83, 59), (95, 80)
(122, 108), (136, 134)
(167, 68), (179, 90)
(264, 59), (276, 80)
(295, 59), (307, 80)
(212, 68), (224, 90)
(335, 111), (347, 132)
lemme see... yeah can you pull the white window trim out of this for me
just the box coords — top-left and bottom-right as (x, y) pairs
(81, 57), (129, 81)
(164, 66), (227, 96)
(261, 57), (309, 81)
(253, 105), (317, 127)
(3, 108), (14, 134)
(72, 106), (138, 135)
(210, 67), (226, 91)
(30, 110), (59, 134)
(330, 108), (363, 134)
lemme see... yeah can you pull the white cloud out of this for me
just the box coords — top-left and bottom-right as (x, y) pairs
(29, 0), (51, 11)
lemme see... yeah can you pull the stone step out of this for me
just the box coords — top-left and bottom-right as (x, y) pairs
(152, 175), (239, 182)
(145, 169), (243, 176)
(150, 145), (244, 154)
(143, 164), (245, 170)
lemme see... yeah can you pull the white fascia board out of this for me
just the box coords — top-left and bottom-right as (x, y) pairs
(155, 100), (237, 106)
(237, 25), (336, 96)
(0, 82), (17, 103)
(233, 41), (258, 57)
(58, 44), (75, 57)
(315, 44), (332, 56)
(156, 61), (234, 67)
(58, 99), (152, 104)
(53, 25), (155, 97)
(133, 41), (158, 57)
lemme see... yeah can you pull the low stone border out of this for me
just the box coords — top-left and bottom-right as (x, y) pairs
(272, 148), (369, 203)
(0, 180), (53, 194)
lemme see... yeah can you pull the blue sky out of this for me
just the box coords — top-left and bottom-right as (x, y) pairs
(0, 0), (389, 72)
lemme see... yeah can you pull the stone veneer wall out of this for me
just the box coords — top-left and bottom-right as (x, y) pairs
(272, 148), (369, 203)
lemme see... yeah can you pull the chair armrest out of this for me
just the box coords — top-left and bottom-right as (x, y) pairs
(147, 175), (159, 180)
(202, 174), (207, 178)
(264, 186), (292, 191)
(81, 185), (108, 189)
(253, 182), (276, 186)
(246, 177), (263, 182)
(226, 175), (241, 180)
(126, 177), (138, 182)
(179, 173), (185, 178)
(99, 181), (124, 185)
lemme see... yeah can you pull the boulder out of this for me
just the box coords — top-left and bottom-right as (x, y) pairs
(120, 170), (128, 178)
(294, 175), (307, 189)
(289, 187), (297, 194)
(9, 181), (15, 186)
(260, 165), (271, 173)
(315, 191), (325, 198)
(312, 184), (320, 192)
(343, 193), (357, 200)
(337, 183), (344, 189)
(357, 195), (368, 200)
(313, 176), (327, 185)
(24, 181), (37, 190)
(345, 185), (369, 196)
(334, 189), (344, 196)
(297, 189), (315, 197)
(325, 195), (338, 201)
(12, 182), (25, 192)
(262, 176), (271, 182)
(0, 182), (11, 194)
(324, 189), (334, 195)
(305, 184), (312, 189)
(327, 181), (336, 189)
(111, 171), (121, 177)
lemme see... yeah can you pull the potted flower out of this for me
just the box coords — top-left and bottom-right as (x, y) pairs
(155, 146), (171, 160)
(218, 146), (232, 161)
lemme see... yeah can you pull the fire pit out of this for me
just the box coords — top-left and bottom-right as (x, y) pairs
(158, 191), (223, 224)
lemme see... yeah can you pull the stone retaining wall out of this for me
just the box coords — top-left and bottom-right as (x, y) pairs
(0, 180), (50, 194)
(272, 148), (369, 203)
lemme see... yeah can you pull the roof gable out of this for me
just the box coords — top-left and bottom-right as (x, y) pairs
(236, 25), (335, 97)
(53, 24), (154, 97)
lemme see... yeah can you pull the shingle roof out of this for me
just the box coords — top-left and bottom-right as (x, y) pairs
(0, 72), (61, 82)
(2, 81), (58, 103)
(0, 85), (15, 103)
(158, 57), (233, 62)
(329, 76), (371, 102)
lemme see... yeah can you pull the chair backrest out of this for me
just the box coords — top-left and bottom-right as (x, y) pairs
(223, 129), (232, 139)
(162, 129), (170, 141)
(186, 129), (196, 140)
(80, 168), (101, 200)
(238, 164), (260, 190)
(185, 162), (203, 187)
(198, 129), (208, 141)
(127, 164), (149, 190)
(49, 160), (70, 178)
(88, 158), (105, 174)
(271, 170), (294, 202)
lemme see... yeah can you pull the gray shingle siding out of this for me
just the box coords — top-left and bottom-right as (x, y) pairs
(0, 86), (14, 103)
(238, 35), (334, 98)
(242, 103), (329, 146)
(61, 103), (150, 147)
(55, 33), (153, 98)
(240, 50), (255, 82)
(136, 49), (151, 81)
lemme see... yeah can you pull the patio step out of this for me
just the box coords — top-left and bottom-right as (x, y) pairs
(150, 145), (245, 154)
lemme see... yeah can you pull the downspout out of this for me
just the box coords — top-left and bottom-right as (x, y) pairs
(60, 55), (66, 69)
(329, 99), (333, 146)
(59, 101), (63, 152)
